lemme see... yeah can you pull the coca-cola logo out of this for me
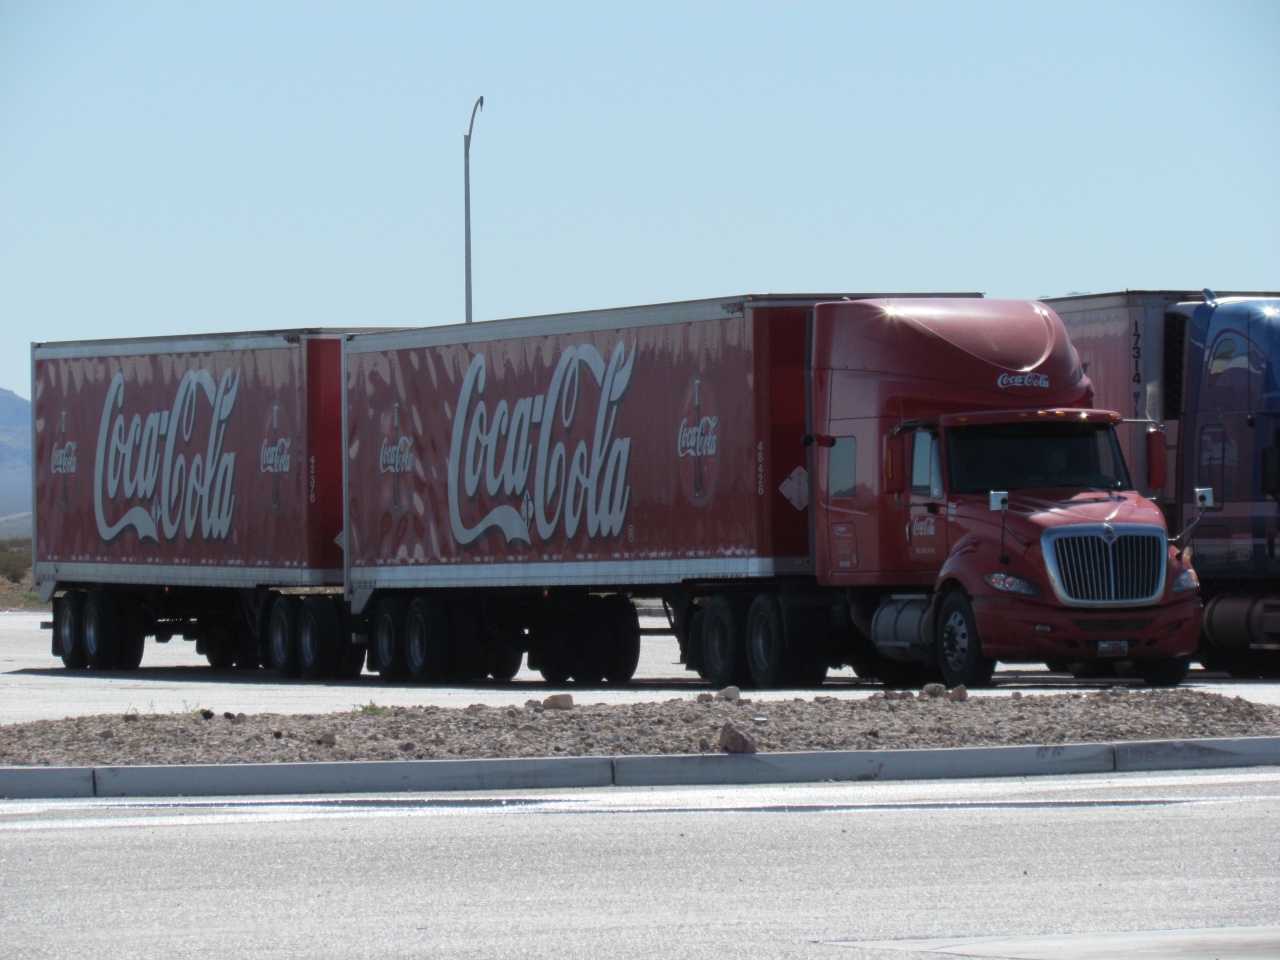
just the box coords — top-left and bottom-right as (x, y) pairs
(997, 372), (1051, 389)
(260, 438), (291, 473)
(677, 377), (719, 504)
(380, 437), (416, 474)
(448, 342), (635, 546)
(51, 441), (78, 474)
(94, 369), (240, 544)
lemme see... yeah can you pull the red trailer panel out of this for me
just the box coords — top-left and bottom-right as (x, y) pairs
(33, 332), (346, 595)
(344, 300), (810, 594)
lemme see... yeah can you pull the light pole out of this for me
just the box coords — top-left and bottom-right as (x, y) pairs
(464, 95), (483, 324)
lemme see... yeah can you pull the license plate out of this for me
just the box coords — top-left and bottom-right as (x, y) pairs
(1097, 640), (1130, 657)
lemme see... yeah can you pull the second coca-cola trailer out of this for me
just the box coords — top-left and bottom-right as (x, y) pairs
(337, 294), (1201, 688)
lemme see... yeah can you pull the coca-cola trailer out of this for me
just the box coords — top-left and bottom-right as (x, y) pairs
(33, 330), (351, 673)
(32, 294), (1203, 688)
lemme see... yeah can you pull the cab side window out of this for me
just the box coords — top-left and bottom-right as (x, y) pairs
(828, 437), (856, 499)
(911, 431), (942, 499)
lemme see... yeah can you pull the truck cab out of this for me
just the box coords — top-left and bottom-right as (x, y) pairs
(807, 298), (1202, 686)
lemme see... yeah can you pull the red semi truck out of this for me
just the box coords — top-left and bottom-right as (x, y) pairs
(33, 294), (1203, 688)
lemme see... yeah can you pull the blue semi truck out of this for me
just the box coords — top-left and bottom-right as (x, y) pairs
(1050, 290), (1280, 678)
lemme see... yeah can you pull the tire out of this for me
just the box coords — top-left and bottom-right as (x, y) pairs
(602, 595), (641, 685)
(529, 617), (571, 684)
(686, 610), (707, 679)
(1136, 656), (1192, 688)
(54, 592), (87, 669)
(299, 596), (341, 680)
(114, 618), (146, 671)
(373, 598), (410, 681)
(491, 642), (523, 681)
(268, 595), (303, 679)
(83, 590), (122, 671)
(203, 623), (236, 669)
(701, 594), (748, 689)
(334, 642), (367, 679)
(405, 595), (451, 683)
(935, 591), (995, 688)
(746, 593), (787, 689)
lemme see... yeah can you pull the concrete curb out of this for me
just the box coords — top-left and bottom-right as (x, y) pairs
(2, 736), (1278, 800)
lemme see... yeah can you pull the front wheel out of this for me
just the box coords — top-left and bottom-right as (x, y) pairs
(935, 592), (995, 688)
(1136, 656), (1192, 688)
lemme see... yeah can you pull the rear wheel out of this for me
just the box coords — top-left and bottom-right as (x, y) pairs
(203, 623), (237, 669)
(405, 595), (451, 683)
(114, 616), (146, 671)
(83, 590), (122, 671)
(299, 596), (341, 680)
(54, 592), (87, 669)
(602, 595), (641, 685)
(746, 593), (787, 689)
(268, 595), (302, 679)
(701, 595), (748, 689)
(373, 598), (410, 681)
(936, 591), (995, 688)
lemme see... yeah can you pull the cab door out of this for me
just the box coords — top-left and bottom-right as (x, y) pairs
(905, 428), (948, 569)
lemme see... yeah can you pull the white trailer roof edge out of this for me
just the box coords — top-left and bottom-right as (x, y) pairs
(345, 292), (984, 354)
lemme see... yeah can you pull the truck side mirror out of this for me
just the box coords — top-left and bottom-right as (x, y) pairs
(1262, 445), (1280, 499)
(882, 434), (905, 495)
(1146, 428), (1167, 490)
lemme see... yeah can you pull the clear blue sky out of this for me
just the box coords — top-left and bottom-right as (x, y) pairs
(2, 0), (1277, 400)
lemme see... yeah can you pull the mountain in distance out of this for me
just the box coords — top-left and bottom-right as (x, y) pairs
(0, 388), (32, 537)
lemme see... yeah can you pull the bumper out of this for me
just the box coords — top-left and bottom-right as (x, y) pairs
(972, 593), (1202, 662)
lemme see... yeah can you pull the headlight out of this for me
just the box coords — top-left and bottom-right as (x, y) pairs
(983, 572), (1043, 596)
(1172, 568), (1200, 593)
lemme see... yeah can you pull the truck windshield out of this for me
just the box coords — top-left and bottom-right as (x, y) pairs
(945, 421), (1133, 493)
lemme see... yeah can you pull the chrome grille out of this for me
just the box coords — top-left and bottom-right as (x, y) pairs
(1044, 525), (1165, 606)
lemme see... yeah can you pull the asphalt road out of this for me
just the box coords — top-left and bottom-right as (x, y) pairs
(2, 769), (1278, 959)
(4, 610), (1280, 723)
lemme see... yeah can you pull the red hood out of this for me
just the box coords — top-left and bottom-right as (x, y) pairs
(977, 489), (1166, 533)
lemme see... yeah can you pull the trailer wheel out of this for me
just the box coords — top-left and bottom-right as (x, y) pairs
(491, 642), (523, 682)
(334, 642), (367, 679)
(54, 592), (87, 669)
(373, 598), (410, 682)
(1136, 656), (1192, 687)
(299, 597), (341, 680)
(602, 595), (641, 685)
(405, 596), (451, 683)
(529, 618), (571, 684)
(268, 595), (303, 679)
(203, 623), (237, 669)
(702, 595), (748, 689)
(83, 590), (123, 670)
(745, 593), (787, 689)
(114, 616), (146, 671)
(686, 610), (707, 679)
(936, 591), (995, 688)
